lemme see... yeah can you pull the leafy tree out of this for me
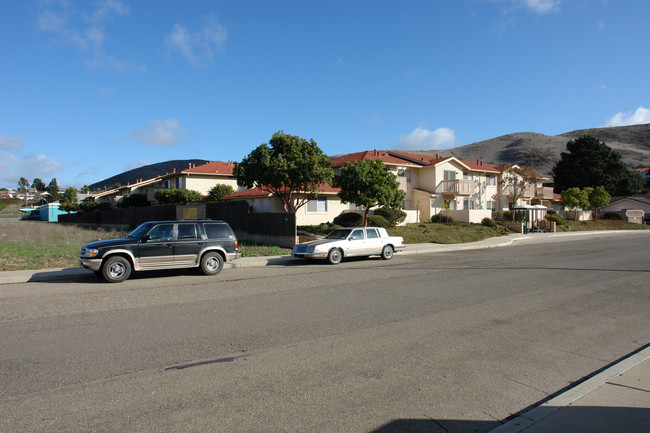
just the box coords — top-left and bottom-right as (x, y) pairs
(334, 159), (406, 226)
(206, 184), (235, 201)
(17, 177), (29, 192)
(47, 178), (60, 202)
(154, 187), (203, 204)
(561, 187), (589, 221)
(584, 186), (611, 221)
(553, 135), (642, 196)
(32, 178), (46, 191)
(499, 165), (544, 219)
(234, 131), (334, 212)
(60, 186), (78, 205)
(81, 185), (90, 193)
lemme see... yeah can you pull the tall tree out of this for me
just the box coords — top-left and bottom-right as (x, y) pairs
(334, 159), (406, 226)
(553, 135), (642, 196)
(31, 178), (46, 191)
(234, 131), (334, 212)
(47, 178), (60, 202)
(17, 177), (29, 192)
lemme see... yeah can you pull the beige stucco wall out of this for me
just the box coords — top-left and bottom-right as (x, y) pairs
(185, 177), (240, 195)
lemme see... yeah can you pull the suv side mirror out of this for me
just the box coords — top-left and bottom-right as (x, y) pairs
(142, 235), (151, 243)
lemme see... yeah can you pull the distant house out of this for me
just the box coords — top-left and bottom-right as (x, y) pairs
(224, 183), (347, 226)
(600, 196), (650, 223)
(90, 160), (241, 206)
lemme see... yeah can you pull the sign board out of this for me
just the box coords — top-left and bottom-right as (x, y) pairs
(183, 207), (198, 219)
(626, 210), (644, 218)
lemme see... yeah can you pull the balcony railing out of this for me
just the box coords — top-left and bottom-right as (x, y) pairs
(440, 179), (474, 196)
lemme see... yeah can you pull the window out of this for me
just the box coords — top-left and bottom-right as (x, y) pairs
(366, 228), (379, 239)
(307, 196), (327, 213)
(177, 223), (198, 240)
(463, 199), (469, 209)
(463, 172), (473, 180)
(147, 224), (174, 242)
(350, 229), (365, 240)
(487, 175), (496, 186)
(444, 170), (456, 180)
(204, 223), (233, 239)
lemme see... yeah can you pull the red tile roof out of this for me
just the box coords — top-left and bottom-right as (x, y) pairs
(332, 150), (501, 173)
(182, 160), (236, 175)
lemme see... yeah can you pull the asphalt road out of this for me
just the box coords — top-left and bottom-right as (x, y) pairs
(1, 232), (649, 433)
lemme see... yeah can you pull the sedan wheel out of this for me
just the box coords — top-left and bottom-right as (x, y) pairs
(327, 248), (343, 265)
(381, 245), (394, 260)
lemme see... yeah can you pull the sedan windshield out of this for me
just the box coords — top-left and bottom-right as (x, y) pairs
(325, 229), (352, 240)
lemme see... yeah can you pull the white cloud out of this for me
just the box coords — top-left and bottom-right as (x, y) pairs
(398, 127), (457, 150)
(0, 150), (64, 189)
(0, 133), (25, 150)
(164, 13), (228, 66)
(36, 0), (142, 73)
(605, 106), (650, 127)
(523, 0), (561, 14)
(128, 119), (188, 146)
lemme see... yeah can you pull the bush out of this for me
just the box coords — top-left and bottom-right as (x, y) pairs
(154, 188), (203, 205)
(492, 211), (503, 221)
(206, 184), (235, 201)
(367, 214), (390, 228)
(503, 210), (513, 221)
(431, 213), (453, 223)
(333, 212), (364, 227)
(546, 213), (565, 224)
(602, 212), (623, 220)
(116, 193), (150, 208)
(372, 206), (406, 227)
(481, 217), (497, 228)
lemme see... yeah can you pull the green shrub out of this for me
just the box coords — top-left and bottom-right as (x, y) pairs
(602, 212), (623, 220)
(481, 217), (497, 228)
(546, 213), (565, 224)
(333, 212), (364, 227)
(154, 188), (203, 204)
(431, 213), (453, 223)
(206, 184), (235, 201)
(372, 206), (406, 227)
(367, 214), (390, 228)
(117, 193), (150, 208)
(503, 210), (513, 221)
(492, 211), (503, 221)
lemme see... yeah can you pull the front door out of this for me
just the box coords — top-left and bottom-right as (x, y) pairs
(138, 223), (174, 269)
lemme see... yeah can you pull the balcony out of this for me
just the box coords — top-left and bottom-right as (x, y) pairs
(440, 179), (474, 196)
(534, 187), (554, 199)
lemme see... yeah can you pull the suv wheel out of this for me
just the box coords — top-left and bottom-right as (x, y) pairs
(200, 252), (223, 275)
(102, 256), (131, 283)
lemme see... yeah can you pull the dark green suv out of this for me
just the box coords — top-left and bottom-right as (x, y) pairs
(79, 220), (239, 283)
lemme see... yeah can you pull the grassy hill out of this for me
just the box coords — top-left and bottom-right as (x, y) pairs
(397, 123), (650, 176)
(88, 159), (209, 192)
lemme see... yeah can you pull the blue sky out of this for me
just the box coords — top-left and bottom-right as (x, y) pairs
(1, 0), (649, 189)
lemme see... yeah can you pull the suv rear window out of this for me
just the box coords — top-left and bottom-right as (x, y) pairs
(204, 223), (234, 239)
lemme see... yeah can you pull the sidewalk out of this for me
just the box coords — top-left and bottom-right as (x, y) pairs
(489, 346), (650, 433)
(1, 231), (648, 432)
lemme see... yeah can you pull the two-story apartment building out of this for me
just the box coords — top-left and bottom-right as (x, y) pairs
(225, 150), (556, 225)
